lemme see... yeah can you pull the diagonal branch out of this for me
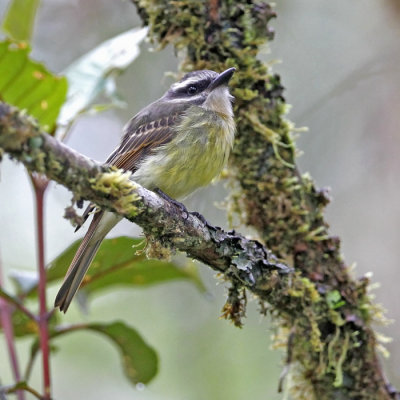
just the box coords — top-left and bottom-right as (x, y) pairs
(0, 102), (291, 298)
(1, 90), (397, 398)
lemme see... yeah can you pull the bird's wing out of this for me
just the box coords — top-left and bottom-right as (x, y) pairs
(106, 112), (180, 171)
(75, 110), (182, 231)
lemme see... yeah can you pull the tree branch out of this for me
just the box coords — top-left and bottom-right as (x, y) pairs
(0, 102), (291, 299)
(130, 1), (398, 399)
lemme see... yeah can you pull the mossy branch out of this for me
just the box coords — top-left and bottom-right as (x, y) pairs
(128, 0), (399, 399)
(0, 102), (291, 300)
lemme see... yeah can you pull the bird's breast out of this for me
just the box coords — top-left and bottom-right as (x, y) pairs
(132, 107), (235, 199)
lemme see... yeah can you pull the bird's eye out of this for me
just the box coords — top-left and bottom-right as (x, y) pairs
(187, 85), (197, 95)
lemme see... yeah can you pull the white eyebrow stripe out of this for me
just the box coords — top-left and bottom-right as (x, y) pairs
(165, 95), (204, 103)
(171, 78), (199, 91)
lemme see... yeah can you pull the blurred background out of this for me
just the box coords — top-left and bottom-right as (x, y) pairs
(0, 0), (399, 399)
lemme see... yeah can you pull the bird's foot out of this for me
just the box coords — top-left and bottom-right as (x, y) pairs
(154, 188), (189, 218)
(191, 211), (209, 226)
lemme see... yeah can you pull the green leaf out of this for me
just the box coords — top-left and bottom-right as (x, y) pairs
(57, 27), (147, 132)
(87, 321), (158, 384)
(10, 309), (38, 337)
(45, 321), (157, 385)
(25, 321), (157, 386)
(0, 39), (68, 132)
(0, 298), (58, 338)
(0, 287), (36, 337)
(11, 236), (203, 298)
(10, 308), (59, 338)
(2, 0), (40, 42)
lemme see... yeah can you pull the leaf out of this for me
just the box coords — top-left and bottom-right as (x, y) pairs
(87, 321), (158, 384)
(11, 236), (204, 298)
(0, 299), (58, 338)
(51, 236), (203, 293)
(42, 321), (157, 385)
(10, 309), (38, 337)
(24, 321), (157, 387)
(57, 27), (148, 131)
(0, 39), (68, 132)
(0, 287), (36, 337)
(2, 0), (40, 42)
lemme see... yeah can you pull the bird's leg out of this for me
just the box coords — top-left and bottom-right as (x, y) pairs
(154, 188), (189, 218)
(154, 189), (209, 225)
(190, 211), (210, 226)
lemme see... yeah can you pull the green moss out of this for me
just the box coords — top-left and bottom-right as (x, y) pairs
(48, 157), (64, 175)
(89, 169), (139, 217)
(131, 1), (391, 398)
(28, 136), (43, 149)
(220, 283), (247, 327)
(145, 234), (173, 261)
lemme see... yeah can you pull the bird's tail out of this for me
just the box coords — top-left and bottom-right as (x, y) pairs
(54, 211), (120, 313)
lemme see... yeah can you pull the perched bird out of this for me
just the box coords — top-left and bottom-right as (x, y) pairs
(55, 67), (236, 312)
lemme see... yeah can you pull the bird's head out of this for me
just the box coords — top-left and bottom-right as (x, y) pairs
(163, 68), (236, 117)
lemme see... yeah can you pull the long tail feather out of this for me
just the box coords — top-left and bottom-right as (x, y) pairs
(54, 211), (120, 313)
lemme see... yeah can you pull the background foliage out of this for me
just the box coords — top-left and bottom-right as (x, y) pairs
(0, 1), (399, 399)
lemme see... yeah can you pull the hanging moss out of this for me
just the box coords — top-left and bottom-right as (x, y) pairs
(131, 1), (392, 399)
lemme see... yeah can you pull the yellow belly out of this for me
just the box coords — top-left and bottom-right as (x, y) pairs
(132, 108), (235, 199)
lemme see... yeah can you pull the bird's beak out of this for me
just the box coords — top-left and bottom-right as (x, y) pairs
(209, 67), (236, 91)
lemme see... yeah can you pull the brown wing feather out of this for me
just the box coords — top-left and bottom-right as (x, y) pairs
(108, 114), (178, 171)
(75, 114), (178, 231)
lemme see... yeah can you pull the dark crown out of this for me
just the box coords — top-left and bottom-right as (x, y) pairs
(165, 70), (219, 100)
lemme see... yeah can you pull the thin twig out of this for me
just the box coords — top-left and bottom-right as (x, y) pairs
(25, 323), (91, 382)
(0, 250), (25, 400)
(4, 382), (44, 400)
(23, 349), (36, 383)
(30, 174), (51, 400)
(0, 383), (6, 400)
(0, 287), (37, 321)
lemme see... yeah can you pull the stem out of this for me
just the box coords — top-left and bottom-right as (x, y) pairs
(4, 381), (44, 400)
(0, 287), (37, 321)
(24, 312), (55, 382)
(25, 323), (89, 382)
(30, 174), (51, 400)
(24, 353), (36, 383)
(0, 252), (25, 400)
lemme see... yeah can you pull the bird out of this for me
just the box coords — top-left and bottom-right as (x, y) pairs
(54, 67), (236, 312)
